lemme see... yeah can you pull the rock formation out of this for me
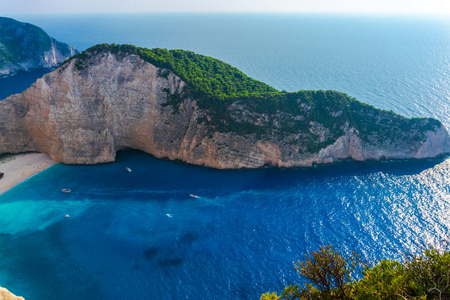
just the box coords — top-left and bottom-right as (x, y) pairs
(0, 286), (24, 300)
(0, 17), (78, 77)
(0, 46), (448, 169)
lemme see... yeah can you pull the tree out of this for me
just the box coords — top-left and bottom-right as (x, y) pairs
(295, 245), (359, 299)
(262, 242), (450, 300)
(260, 292), (281, 300)
(403, 244), (450, 299)
(355, 259), (411, 299)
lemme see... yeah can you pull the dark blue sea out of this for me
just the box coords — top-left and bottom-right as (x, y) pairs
(0, 14), (449, 299)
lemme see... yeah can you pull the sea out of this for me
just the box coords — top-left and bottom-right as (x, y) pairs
(0, 13), (449, 299)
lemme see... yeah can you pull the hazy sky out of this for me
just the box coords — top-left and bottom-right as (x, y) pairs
(2, 0), (449, 15)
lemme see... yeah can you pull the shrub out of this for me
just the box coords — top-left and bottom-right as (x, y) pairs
(263, 243), (450, 300)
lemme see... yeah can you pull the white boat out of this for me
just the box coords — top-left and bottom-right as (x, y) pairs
(190, 194), (198, 198)
(62, 188), (71, 193)
(126, 167), (132, 172)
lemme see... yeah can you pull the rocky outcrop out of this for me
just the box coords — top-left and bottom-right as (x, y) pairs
(0, 50), (449, 169)
(0, 286), (24, 300)
(0, 17), (77, 77)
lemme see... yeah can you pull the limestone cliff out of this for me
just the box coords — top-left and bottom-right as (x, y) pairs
(0, 46), (448, 168)
(0, 286), (24, 300)
(0, 17), (78, 77)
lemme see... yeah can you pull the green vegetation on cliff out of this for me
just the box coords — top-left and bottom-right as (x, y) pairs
(0, 17), (77, 75)
(70, 44), (441, 152)
(72, 43), (277, 100)
(0, 17), (49, 68)
(262, 244), (450, 299)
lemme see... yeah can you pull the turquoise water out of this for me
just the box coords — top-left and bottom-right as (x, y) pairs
(0, 14), (449, 299)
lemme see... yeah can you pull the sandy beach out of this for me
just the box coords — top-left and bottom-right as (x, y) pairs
(0, 153), (58, 195)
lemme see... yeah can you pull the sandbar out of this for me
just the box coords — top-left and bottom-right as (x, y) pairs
(0, 153), (58, 196)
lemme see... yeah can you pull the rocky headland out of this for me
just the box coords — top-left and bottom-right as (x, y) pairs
(0, 286), (24, 300)
(0, 44), (448, 169)
(0, 17), (78, 77)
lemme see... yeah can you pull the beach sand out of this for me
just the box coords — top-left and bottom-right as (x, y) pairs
(0, 153), (58, 195)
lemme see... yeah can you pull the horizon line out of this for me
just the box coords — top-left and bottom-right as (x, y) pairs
(3, 11), (450, 16)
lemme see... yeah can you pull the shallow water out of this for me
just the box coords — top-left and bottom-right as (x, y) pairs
(0, 151), (449, 299)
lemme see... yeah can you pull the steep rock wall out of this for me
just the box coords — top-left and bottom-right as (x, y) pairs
(0, 17), (77, 76)
(0, 52), (448, 169)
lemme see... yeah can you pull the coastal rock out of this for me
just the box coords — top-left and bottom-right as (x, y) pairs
(0, 286), (24, 300)
(0, 48), (449, 169)
(0, 17), (78, 77)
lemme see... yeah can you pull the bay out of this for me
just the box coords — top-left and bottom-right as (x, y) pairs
(0, 13), (449, 299)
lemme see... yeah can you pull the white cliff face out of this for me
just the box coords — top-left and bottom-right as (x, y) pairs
(0, 39), (77, 76)
(41, 39), (78, 70)
(415, 125), (450, 159)
(0, 52), (449, 169)
(0, 17), (78, 76)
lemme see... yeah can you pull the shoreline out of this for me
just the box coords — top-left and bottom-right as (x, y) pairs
(0, 153), (58, 196)
(0, 286), (24, 300)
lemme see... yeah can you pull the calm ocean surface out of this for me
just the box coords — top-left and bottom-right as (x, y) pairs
(0, 14), (449, 299)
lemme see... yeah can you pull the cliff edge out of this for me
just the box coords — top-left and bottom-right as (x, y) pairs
(0, 44), (448, 168)
(0, 17), (78, 77)
(0, 286), (24, 300)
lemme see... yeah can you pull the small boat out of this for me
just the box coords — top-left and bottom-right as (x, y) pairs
(0, 172), (3, 180)
(190, 194), (198, 198)
(65, 214), (70, 218)
(62, 188), (71, 193)
(126, 167), (132, 172)
(166, 214), (173, 218)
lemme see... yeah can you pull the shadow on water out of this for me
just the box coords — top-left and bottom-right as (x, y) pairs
(157, 257), (184, 268)
(6, 149), (442, 200)
(110, 149), (447, 189)
(143, 247), (159, 260)
(143, 248), (183, 266)
(144, 246), (185, 269)
(177, 231), (199, 245)
(294, 156), (448, 177)
(142, 231), (198, 267)
(116, 149), (446, 175)
(0, 222), (102, 299)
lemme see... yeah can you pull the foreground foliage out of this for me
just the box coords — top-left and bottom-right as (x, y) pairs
(262, 244), (450, 300)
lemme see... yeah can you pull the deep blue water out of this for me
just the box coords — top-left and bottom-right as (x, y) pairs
(0, 14), (449, 299)
(0, 69), (51, 100)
